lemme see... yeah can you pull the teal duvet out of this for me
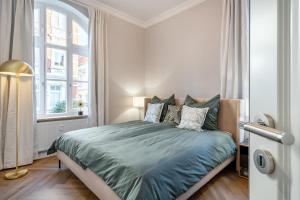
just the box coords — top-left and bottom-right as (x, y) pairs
(48, 121), (236, 200)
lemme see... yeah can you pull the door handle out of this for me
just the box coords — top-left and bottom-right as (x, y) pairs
(242, 123), (294, 145)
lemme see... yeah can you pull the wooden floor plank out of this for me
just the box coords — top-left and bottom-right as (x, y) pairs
(0, 156), (248, 200)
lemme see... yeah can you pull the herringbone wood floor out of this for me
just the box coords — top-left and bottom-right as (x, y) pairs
(0, 156), (248, 200)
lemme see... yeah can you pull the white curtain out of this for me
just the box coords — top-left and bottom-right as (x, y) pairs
(0, 0), (34, 169)
(220, 0), (249, 120)
(88, 8), (109, 126)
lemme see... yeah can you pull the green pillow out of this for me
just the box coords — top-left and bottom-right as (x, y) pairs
(151, 94), (176, 122)
(163, 105), (182, 124)
(184, 94), (220, 130)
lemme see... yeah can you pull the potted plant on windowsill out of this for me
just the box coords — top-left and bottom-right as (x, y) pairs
(78, 100), (84, 116)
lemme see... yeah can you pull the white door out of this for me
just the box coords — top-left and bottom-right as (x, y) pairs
(249, 0), (300, 200)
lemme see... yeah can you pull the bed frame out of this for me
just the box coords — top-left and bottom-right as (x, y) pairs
(57, 97), (240, 200)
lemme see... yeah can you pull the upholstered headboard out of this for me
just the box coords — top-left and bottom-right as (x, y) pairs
(144, 98), (240, 145)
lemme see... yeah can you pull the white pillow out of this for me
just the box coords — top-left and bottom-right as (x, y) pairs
(177, 105), (209, 131)
(144, 103), (164, 123)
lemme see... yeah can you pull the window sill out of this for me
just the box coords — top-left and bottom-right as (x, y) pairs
(37, 115), (88, 123)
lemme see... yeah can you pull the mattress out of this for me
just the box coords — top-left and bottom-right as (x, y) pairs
(48, 121), (236, 200)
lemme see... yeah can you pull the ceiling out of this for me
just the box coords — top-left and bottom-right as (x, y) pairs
(96, 0), (188, 21)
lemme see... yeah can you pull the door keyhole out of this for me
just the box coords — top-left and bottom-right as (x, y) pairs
(254, 150), (275, 174)
(259, 155), (265, 168)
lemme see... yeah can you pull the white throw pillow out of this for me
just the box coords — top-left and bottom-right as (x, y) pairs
(177, 105), (209, 131)
(144, 103), (164, 123)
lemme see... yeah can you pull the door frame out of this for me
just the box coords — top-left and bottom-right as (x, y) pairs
(290, 0), (300, 199)
(277, 0), (291, 199)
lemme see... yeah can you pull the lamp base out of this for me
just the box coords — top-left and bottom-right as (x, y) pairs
(5, 169), (28, 180)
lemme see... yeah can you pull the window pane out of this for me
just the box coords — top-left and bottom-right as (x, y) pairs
(46, 48), (66, 79)
(34, 9), (40, 37)
(72, 82), (88, 113)
(33, 2), (90, 117)
(34, 47), (40, 78)
(46, 9), (66, 46)
(35, 78), (41, 114)
(72, 21), (88, 46)
(46, 81), (67, 114)
(73, 54), (88, 81)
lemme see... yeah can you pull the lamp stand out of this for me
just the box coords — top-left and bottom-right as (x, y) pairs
(5, 76), (28, 180)
(138, 107), (143, 120)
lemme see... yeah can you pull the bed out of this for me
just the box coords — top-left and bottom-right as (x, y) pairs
(48, 98), (240, 200)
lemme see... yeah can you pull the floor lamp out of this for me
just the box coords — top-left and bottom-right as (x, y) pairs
(0, 60), (34, 180)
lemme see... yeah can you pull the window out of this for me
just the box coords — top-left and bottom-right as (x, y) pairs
(34, 1), (89, 118)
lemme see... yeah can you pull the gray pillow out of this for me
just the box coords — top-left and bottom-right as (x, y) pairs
(177, 105), (209, 132)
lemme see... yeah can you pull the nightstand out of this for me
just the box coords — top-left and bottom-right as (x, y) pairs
(237, 125), (249, 179)
(238, 140), (249, 178)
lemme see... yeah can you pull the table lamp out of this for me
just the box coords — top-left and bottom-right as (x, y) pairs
(133, 96), (145, 120)
(0, 60), (34, 179)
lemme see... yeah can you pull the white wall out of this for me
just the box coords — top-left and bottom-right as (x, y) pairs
(107, 15), (145, 124)
(144, 0), (222, 98)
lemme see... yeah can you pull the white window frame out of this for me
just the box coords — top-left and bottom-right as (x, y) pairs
(34, 1), (89, 119)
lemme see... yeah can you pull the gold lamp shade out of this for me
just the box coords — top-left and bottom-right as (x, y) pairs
(0, 60), (34, 76)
